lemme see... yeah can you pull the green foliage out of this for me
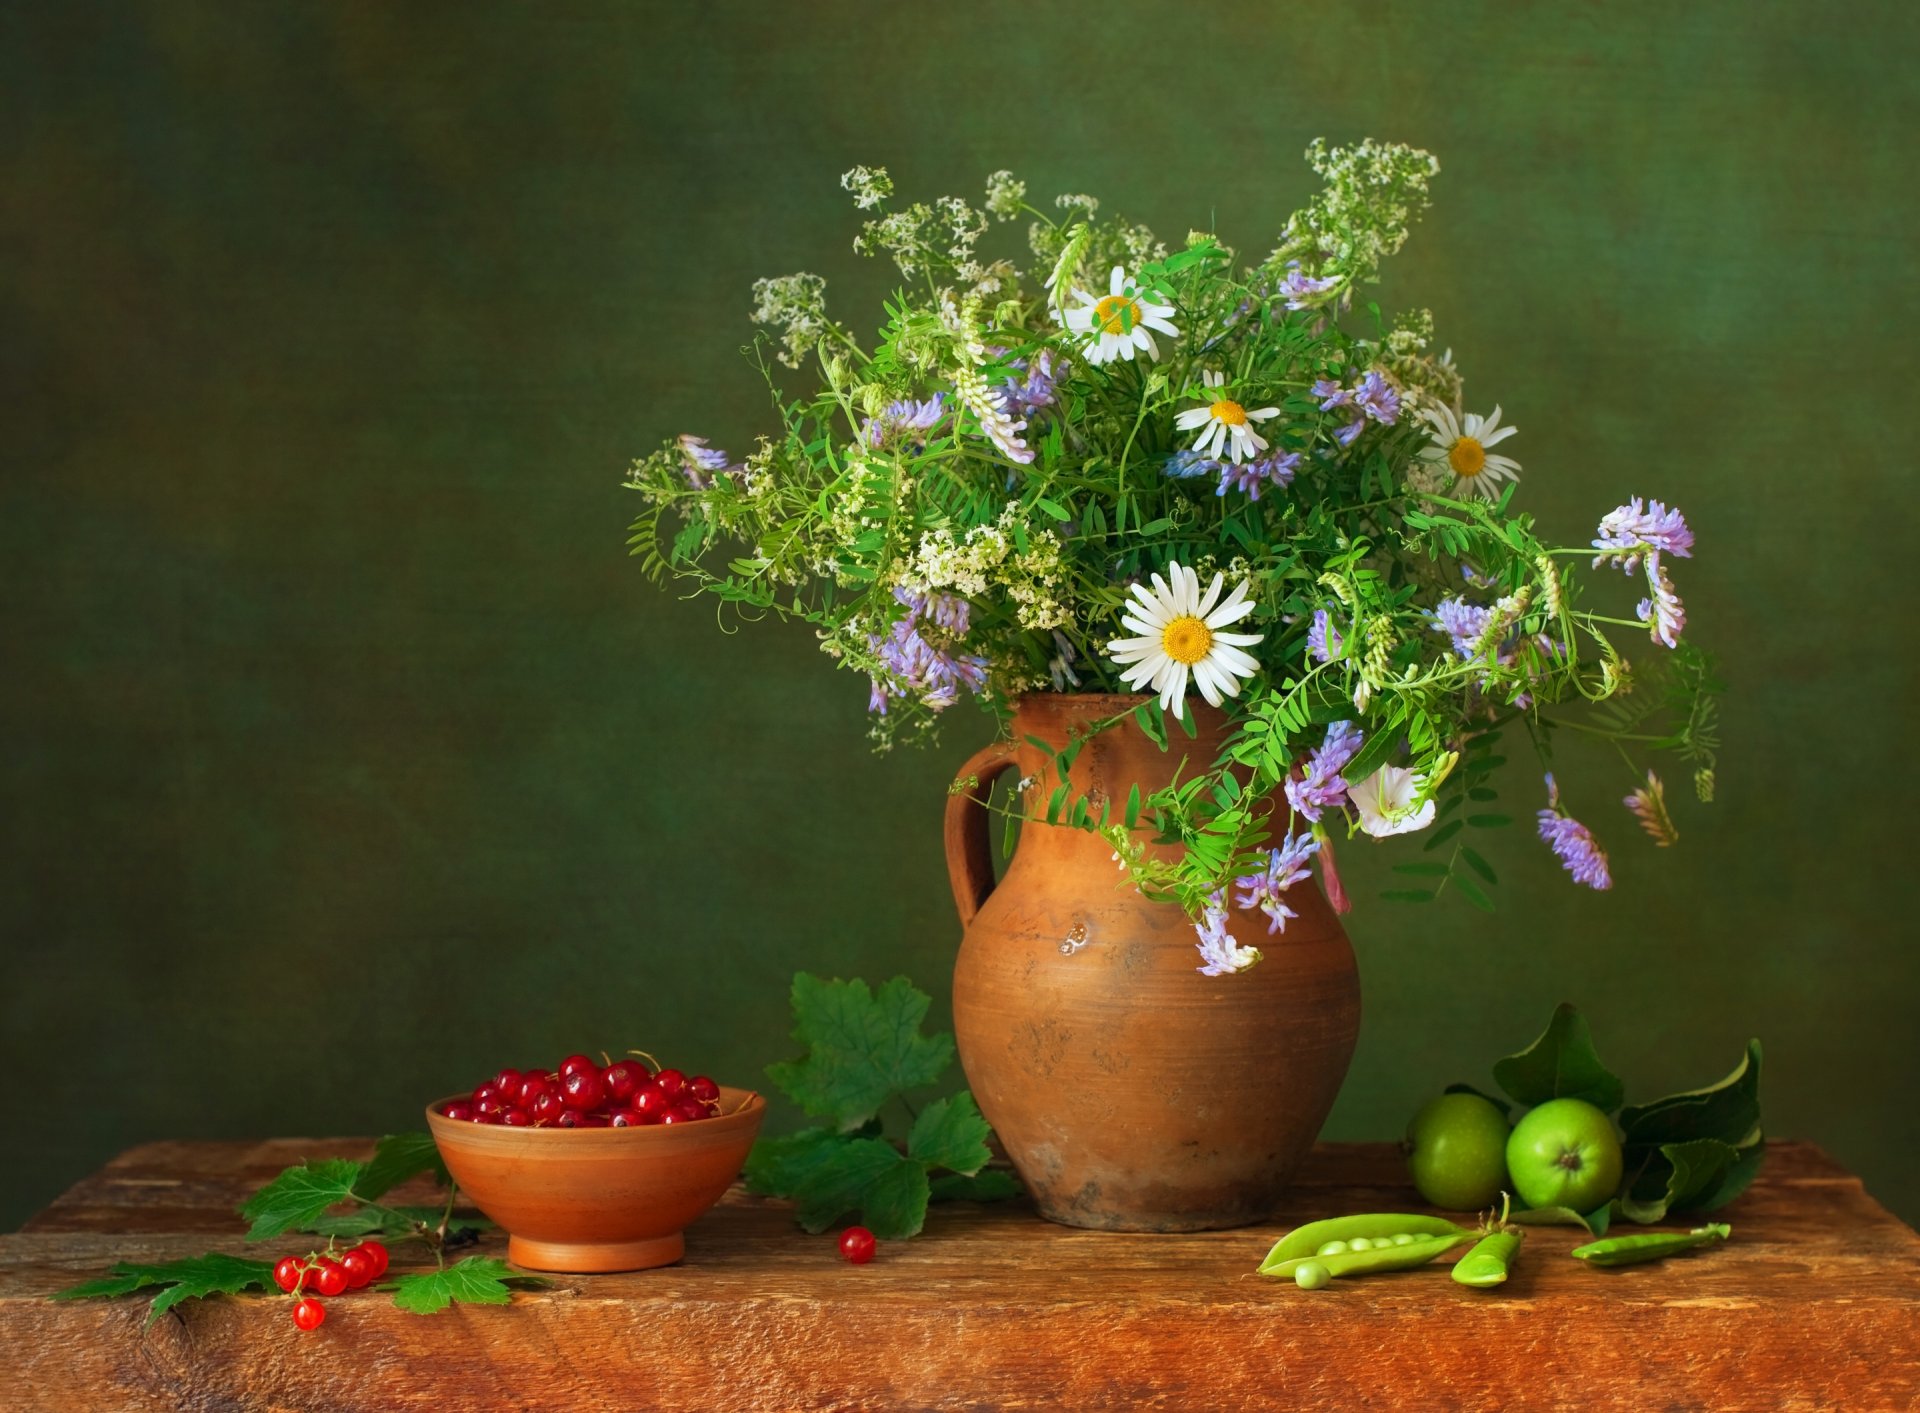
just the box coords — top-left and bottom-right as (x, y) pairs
(748, 974), (1016, 1239)
(52, 1253), (277, 1326)
(387, 1257), (548, 1315)
(356, 1132), (451, 1201)
(1491, 1003), (1626, 1113)
(238, 1158), (365, 1241)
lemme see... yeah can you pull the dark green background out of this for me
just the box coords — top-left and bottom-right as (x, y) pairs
(7, 2), (1917, 1229)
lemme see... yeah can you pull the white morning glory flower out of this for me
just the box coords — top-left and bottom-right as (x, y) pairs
(1348, 764), (1437, 838)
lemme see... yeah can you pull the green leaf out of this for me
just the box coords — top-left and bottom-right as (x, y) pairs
(1459, 847), (1498, 885)
(1450, 874), (1497, 912)
(53, 1253), (277, 1327)
(1619, 1041), (1763, 1150)
(1033, 497), (1072, 521)
(906, 1093), (992, 1176)
(764, 974), (956, 1129)
(239, 1159), (365, 1241)
(857, 1158), (934, 1241)
(1421, 818), (1464, 851)
(1617, 1137), (1742, 1224)
(355, 1133), (449, 1202)
(1491, 1003), (1625, 1112)
(388, 1257), (547, 1315)
(1692, 1137), (1766, 1212)
(930, 1169), (1022, 1203)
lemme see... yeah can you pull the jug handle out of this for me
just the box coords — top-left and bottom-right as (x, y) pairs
(944, 740), (1019, 929)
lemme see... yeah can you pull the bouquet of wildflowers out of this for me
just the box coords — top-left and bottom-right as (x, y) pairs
(626, 140), (1720, 976)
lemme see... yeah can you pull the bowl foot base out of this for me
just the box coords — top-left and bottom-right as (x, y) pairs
(507, 1231), (685, 1273)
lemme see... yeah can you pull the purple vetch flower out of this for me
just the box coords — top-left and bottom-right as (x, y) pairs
(1000, 350), (1062, 419)
(1193, 890), (1262, 976)
(1624, 770), (1679, 847)
(677, 434), (739, 489)
(1537, 774), (1613, 890)
(1432, 597), (1494, 659)
(1311, 378), (1355, 412)
(1637, 557), (1686, 649)
(1285, 719), (1363, 823)
(866, 589), (988, 715)
(1233, 831), (1322, 935)
(1332, 413), (1367, 447)
(1277, 262), (1342, 309)
(1306, 608), (1345, 664)
(862, 394), (948, 449)
(1164, 449), (1227, 481)
(1216, 450), (1302, 500)
(1592, 497), (1694, 570)
(1352, 371), (1401, 425)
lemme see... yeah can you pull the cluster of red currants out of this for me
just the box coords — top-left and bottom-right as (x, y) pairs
(438, 1054), (725, 1129)
(273, 1239), (388, 1330)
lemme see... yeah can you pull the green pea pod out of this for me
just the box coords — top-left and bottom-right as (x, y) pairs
(1258, 1214), (1473, 1279)
(1451, 1229), (1524, 1287)
(1571, 1223), (1731, 1267)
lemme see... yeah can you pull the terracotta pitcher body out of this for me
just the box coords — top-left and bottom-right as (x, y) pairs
(946, 694), (1361, 1231)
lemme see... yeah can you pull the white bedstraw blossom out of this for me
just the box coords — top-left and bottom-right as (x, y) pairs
(750, 272), (835, 369)
(984, 170), (1026, 221)
(1175, 371), (1281, 465)
(1061, 266), (1179, 365)
(840, 166), (893, 210)
(1107, 563), (1263, 719)
(1348, 765), (1437, 838)
(910, 504), (1070, 630)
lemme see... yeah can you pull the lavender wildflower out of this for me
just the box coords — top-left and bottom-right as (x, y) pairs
(676, 435), (738, 490)
(1286, 719), (1363, 822)
(1000, 350), (1061, 419)
(867, 589), (988, 715)
(1164, 449), (1227, 481)
(863, 394), (947, 449)
(1277, 262), (1342, 309)
(1537, 774), (1613, 890)
(1352, 371), (1401, 425)
(1432, 597), (1493, 659)
(1234, 832), (1322, 934)
(1194, 890), (1262, 976)
(1592, 497), (1694, 570)
(1624, 770), (1679, 847)
(1637, 557), (1686, 649)
(1312, 378), (1355, 411)
(1217, 450), (1302, 500)
(1306, 609), (1345, 664)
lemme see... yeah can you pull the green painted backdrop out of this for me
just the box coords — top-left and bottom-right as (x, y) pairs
(7, 2), (1918, 1229)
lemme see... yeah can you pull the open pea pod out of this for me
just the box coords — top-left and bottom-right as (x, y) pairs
(1258, 1214), (1474, 1278)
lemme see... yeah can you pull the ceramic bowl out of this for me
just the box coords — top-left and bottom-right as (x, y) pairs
(425, 1086), (765, 1273)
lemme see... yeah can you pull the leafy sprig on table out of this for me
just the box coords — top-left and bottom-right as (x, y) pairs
(51, 1133), (544, 1322)
(745, 973), (1021, 1239)
(1463, 1003), (1763, 1237)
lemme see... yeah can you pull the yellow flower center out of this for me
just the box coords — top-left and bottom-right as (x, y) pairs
(1094, 294), (1140, 335)
(1161, 615), (1214, 665)
(1211, 399), (1248, 427)
(1448, 436), (1486, 477)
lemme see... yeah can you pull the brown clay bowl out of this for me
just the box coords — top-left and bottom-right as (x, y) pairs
(425, 1087), (765, 1273)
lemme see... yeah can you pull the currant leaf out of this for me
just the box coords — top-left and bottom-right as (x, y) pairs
(387, 1257), (548, 1315)
(52, 1253), (278, 1326)
(355, 1132), (449, 1201)
(764, 974), (955, 1129)
(239, 1159), (366, 1241)
(906, 1092), (992, 1176)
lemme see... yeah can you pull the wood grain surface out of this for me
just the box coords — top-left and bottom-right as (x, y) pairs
(3, 1140), (1915, 1412)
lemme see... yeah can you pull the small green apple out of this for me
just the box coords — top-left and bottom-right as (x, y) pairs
(1404, 1091), (1511, 1211)
(1505, 1097), (1623, 1213)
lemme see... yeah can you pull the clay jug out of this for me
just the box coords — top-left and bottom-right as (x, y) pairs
(946, 693), (1361, 1231)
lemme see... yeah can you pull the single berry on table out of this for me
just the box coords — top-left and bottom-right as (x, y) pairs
(291, 1297), (326, 1331)
(339, 1248), (377, 1289)
(839, 1227), (877, 1265)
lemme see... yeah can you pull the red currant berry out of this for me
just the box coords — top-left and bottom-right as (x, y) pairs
(311, 1258), (349, 1297)
(291, 1297), (326, 1331)
(492, 1068), (523, 1098)
(441, 1101), (474, 1122)
(653, 1068), (687, 1100)
(531, 1091), (567, 1125)
(672, 1100), (710, 1122)
(272, 1257), (304, 1293)
(558, 1053), (597, 1079)
(517, 1076), (553, 1108)
(477, 1109), (505, 1124)
(339, 1248), (377, 1289)
(838, 1227), (877, 1264)
(473, 1094), (505, 1118)
(658, 1109), (689, 1126)
(687, 1075), (720, 1104)
(470, 1082), (501, 1108)
(632, 1083), (670, 1118)
(355, 1241), (390, 1278)
(609, 1108), (644, 1127)
(501, 1106), (532, 1126)
(603, 1060), (646, 1103)
(560, 1067), (607, 1112)
(554, 1110), (582, 1128)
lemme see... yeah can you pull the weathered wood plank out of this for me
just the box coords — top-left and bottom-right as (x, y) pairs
(2, 1141), (1915, 1411)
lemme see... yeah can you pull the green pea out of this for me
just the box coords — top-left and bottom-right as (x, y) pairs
(1294, 1261), (1331, 1290)
(1391, 1233), (1416, 1246)
(1346, 1237), (1374, 1251)
(1317, 1239), (1349, 1256)
(1571, 1223), (1731, 1268)
(1259, 1213), (1475, 1280)
(1452, 1229), (1524, 1288)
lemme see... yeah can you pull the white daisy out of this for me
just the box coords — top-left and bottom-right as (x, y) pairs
(1061, 266), (1179, 365)
(1416, 404), (1521, 501)
(1348, 765), (1437, 838)
(1106, 562), (1263, 721)
(1174, 371), (1281, 465)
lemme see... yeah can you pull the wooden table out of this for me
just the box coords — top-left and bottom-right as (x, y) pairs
(3, 1139), (1916, 1411)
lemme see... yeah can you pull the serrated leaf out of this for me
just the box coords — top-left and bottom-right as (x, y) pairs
(1491, 1003), (1625, 1112)
(906, 1092), (992, 1176)
(764, 974), (956, 1129)
(356, 1132), (449, 1202)
(388, 1257), (547, 1315)
(239, 1159), (365, 1241)
(858, 1158), (934, 1240)
(53, 1253), (278, 1326)
(930, 1169), (1022, 1203)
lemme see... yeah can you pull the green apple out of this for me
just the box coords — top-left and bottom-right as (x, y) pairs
(1404, 1091), (1511, 1210)
(1505, 1097), (1623, 1213)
